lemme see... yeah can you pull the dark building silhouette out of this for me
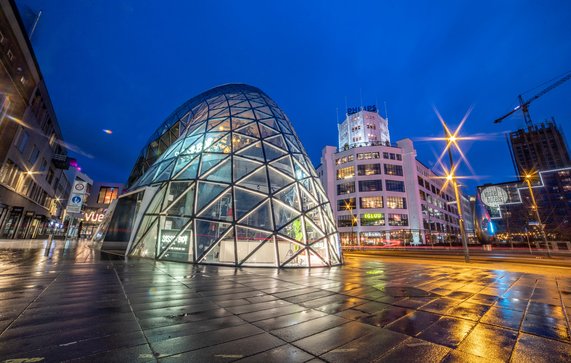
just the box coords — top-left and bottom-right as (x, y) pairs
(509, 121), (571, 177)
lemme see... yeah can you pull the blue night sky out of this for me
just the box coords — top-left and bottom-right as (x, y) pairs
(16, 0), (571, 193)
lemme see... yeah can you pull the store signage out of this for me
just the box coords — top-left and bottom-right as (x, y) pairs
(347, 105), (377, 116)
(480, 186), (508, 208)
(159, 230), (190, 261)
(83, 211), (105, 223)
(362, 213), (383, 219)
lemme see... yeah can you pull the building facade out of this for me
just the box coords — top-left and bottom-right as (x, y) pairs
(477, 167), (571, 241)
(318, 110), (472, 246)
(80, 181), (123, 239)
(0, 0), (71, 239)
(509, 121), (571, 177)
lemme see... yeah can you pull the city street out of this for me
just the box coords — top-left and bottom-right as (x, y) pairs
(0, 240), (570, 362)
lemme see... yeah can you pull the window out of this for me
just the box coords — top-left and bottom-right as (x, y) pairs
(388, 213), (409, 226)
(386, 196), (407, 209)
(359, 179), (382, 192)
(337, 182), (355, 195)
(357, 152), (380, 160)
(338, 214), (356, 227)
(46, 168), (54, 184)
(335, 155), (354, 165)
(396, 154), (402, 161)
(97, 186), (119, 204)
(7, 49), (14, 61)
(418, 176), (424, 186)
(384, 164), (403, 176)
(360, 213), (385, 226)
(336, 166), (354, 180)
(15, 130), (29, 153)
(360, 196), (383, 209)
(357, 163), (381, 176)
(39, 159), (48, 172)
(337, 197), (356, 211)
(386, 180), (405, 192)
(0, 160), (21, 189)
(28, 146), (40, 164)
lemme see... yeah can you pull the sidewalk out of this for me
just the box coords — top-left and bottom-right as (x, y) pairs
(0, 240), (570, 362)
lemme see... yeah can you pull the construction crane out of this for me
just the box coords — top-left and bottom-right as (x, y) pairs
(493, 71), (571, 127)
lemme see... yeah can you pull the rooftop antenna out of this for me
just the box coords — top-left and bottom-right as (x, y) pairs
(336, 107), (339, 124)
(359, 88), (363, 109)
(384, 101), (389, 121)
(344, 96), (348, 116)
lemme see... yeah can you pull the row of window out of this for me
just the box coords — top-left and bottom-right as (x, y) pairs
(0, 160), (51, 208)
(97, 187), (119, 204)
(336, 163), (403, 179)
(337, 195), (407, 210)
(338, 213), (409, 227)
(336, 179), (405, 195)
(383, 152), (402, 161)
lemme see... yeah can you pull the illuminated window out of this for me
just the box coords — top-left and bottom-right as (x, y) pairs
(384, 164), (403, 176)
(336, 166), (355, 180)
(357, 163), (381, 176)
(357, 152), (380, 160)
(338, 214), (356, 227)
(386, 196), (407, 209)
(360, 213), (385, 226)
(97, 187), (119, 204)
(388, 213), (409, 226)
(360, 196), (383, 209)
(336, 155), (354, 165)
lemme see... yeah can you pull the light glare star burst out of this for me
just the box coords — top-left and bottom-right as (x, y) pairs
(102, 129), (113, 134)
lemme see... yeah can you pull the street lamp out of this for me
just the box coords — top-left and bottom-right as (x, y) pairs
(443, 130), (470, 263)
(524, 172), (551, 258)
(345, 201), (357, 247)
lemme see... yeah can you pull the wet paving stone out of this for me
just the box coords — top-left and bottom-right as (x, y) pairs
(1, 240), (571, 362)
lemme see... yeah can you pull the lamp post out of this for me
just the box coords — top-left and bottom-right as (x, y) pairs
(524, 173), (551, 258)
(445, 135), (470, 263)
(345, 201), (356, 247)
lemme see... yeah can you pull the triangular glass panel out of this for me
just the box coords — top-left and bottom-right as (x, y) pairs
(132, 215), (157, 251)
(164, 183), (195, 216)
(231, 117), (253, 129)
(235, 226), (273, 265)
(241, 239), (276, 267)
(185, 122), (206, 138)
(299, 185), (319, 211)
(305, 206), (324, 232)
(153, 161), (175, 183)
(256, 106), (274, 117)
(196, 182), (227, 212)
(308, 249), (327, 267)
(174, 155), (200, 180)
(274, 184), (301, 211)
(204, 157), (232, 183)
(263, 142), (287, 161)
(233, 156), (263, 182)
(235, 123), (260, 138)
(195, 220), (232, 261)
(232, 133), (257, 152)
(237, 166), (269, 194)
(162, 181), (192, 211)
(285, 135), (301, 153)
(179, 135), (205, 156)
(198, 189), (233, 222)
(146, 186), (166, 215)
(282, 247), (309, 267)
(273, 201), (302, 231)
(210, 107), (230, 119)
(233, 109), (255, 119)
(199, 153), (229, 176)
(131, 218), (158, 259)
(270, 155), (294, 177)
(159, 223), (193, 263)
(304, 216), (325, 243)
(159, 138), (184, 161)
(276, 236), (302, 265)
(259, 123), (279, 138)
(267, 166), (295, 193)
(234, 187), (265, 219)
(207, 117), (230, 131)
(204, 133), (231, 154)
(259, 117), (279, 130)
(236, 142), (265, 161)
(238, 200), (273, 231)
(265, 135), (287, 151)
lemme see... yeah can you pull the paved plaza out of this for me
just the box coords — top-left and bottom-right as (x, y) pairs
(0, 240), (570, 362)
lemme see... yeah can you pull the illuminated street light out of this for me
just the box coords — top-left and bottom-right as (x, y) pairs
(437, 111), (471, 263)
(524, 172), (551, 258)
(345, 201), (357, 247)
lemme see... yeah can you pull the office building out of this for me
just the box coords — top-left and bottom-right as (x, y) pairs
(317, 107), (471, 246)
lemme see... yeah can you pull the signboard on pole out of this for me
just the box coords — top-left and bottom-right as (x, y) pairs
(67, 180), (88, 214)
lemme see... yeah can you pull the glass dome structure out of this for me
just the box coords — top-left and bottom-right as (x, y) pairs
(125, 84), (342, 267)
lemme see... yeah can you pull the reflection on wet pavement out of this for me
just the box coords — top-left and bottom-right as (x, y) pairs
(0, 240), (570, 362)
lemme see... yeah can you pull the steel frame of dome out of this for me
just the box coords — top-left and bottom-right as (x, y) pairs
(125, 84), (342, 267)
